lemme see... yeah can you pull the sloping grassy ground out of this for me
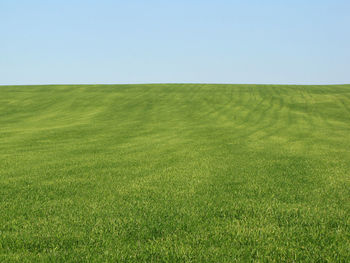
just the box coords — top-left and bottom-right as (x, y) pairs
(1, 84), (350, 262)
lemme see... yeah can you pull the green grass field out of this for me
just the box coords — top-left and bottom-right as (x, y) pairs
(1, 84), (350, 262)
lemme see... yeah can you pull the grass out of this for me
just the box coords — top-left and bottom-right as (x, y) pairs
(0, 84), (350, 262)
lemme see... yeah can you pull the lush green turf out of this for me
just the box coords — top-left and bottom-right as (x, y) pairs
(1, 84), (350, 262)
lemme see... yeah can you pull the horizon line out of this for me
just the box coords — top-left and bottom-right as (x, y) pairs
(1, 82), (350, 87)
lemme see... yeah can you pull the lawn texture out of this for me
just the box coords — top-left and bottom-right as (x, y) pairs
(1, 84), (350, 262)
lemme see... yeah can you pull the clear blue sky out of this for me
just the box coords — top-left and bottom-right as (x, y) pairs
(1, 0), (349, 85)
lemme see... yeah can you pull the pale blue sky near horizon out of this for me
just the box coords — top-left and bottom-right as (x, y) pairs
(1, 0), (349, 85)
